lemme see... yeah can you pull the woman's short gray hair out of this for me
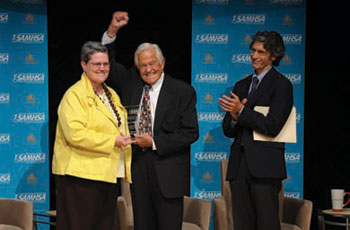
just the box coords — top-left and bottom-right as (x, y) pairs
(80, 41), (108, 63)
(134, 43), (164, 68)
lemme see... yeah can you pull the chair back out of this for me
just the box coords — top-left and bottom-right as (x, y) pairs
(183, 196), (211, 230)
(220, 159), (234, 229)
(120, 181), (134, 223)
(0, 198), (33, 230)
(219, 160), (313, 230)
(117, 183), (212, 230)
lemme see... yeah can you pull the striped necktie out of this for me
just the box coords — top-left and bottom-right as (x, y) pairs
(249, 76), (259, 99)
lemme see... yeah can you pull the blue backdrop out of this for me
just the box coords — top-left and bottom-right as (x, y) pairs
(0, 1), (305, 229)
(0, 1), (49, 228)
(191, 0), (306, 227)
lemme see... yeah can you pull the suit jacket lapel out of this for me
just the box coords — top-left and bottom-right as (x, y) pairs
(131, 83), (144, 106)
(153, 75), (171, 135)
(241, 75), (252, 99)
(235, 75), (252, 104)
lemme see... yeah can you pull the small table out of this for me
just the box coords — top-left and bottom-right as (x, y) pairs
(318, 208), (350, 230)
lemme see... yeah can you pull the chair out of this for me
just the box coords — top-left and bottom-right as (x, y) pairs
(212, 159), (233, 230)
(117, 182), (134, 230)
(182, 196), (211, 230)
(117, 182), (211, 230)
(279, 185), (313, 230)
(213, 159), (313, 230)
(0, 198), (33, 230)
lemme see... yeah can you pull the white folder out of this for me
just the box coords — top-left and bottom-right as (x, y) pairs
(253, 106), (297, 143)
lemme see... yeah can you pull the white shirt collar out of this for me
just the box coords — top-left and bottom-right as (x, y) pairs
(150, 72), (164, 93)
(253, 66), (272, 83)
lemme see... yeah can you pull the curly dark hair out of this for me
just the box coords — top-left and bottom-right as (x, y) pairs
(249, 31), (285, 66)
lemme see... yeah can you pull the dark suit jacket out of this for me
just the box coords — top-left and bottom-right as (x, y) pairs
(105, 43), (199, 198)
(223, 67), (293, 181)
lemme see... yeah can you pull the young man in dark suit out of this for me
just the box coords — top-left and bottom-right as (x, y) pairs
(218, 31), (293, 230)
(102, 11), (199, 230)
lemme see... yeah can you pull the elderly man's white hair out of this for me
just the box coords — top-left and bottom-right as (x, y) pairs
(134, 43), (165, 68)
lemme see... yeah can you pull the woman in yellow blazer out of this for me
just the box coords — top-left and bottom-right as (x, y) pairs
(52, 41), (134, 230)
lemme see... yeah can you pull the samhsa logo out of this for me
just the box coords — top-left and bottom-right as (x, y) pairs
(0, 13), (8, 23)
(0, 53), (9, 64)
(24, 14), (36, 24)
(232, 14), (265, 25)
(195, 34), (229, 44)
(0, 133), (10, 144)
(12, 33), (44, 43)
(285, 73), (302, 84)
(13, 73), (45, 84)
(296, 113), (301, 123)
(203, 54), (215, 64)
(195, 73), (228, 83)
(269, 0), (303, 5)
(284, 192), (300, 199)
(13, 113), (45, 123)
(194, 152), (227, 161)
(203, 133), (214, 143)
(0, 93), (10, 104)
(232, 54), (251, 64)
(282, 34), (302, 45)
(194, 190), (221, 200)
(26, 94), (36, 104)
(285, 152), (301, 163)
(201, 94), (215, 105)
(0, 173), (10, 184)
(26, 173), (38, 184)
(282, 54), (292, 65)
(203, 14), (215, 25)
(198, 112), (224, 122)
(15, 192), (46, 203)
(12, 0), (43, 3)
(27, 133), (37, 144)
(14, 153), (46, 163)
(196, 0), (228, 4)
(25, 53), (37, 64)
(201, 172), (214, 184)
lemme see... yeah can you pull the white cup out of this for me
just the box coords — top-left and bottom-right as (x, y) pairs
(331, 189), (350, 212)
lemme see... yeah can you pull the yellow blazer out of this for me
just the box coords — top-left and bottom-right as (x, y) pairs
(52, 73), (132, 183)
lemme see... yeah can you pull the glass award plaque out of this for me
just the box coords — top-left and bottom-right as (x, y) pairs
(124, 105), (140, 139)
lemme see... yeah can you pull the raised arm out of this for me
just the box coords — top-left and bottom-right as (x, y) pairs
(106, 11), (129, 39)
